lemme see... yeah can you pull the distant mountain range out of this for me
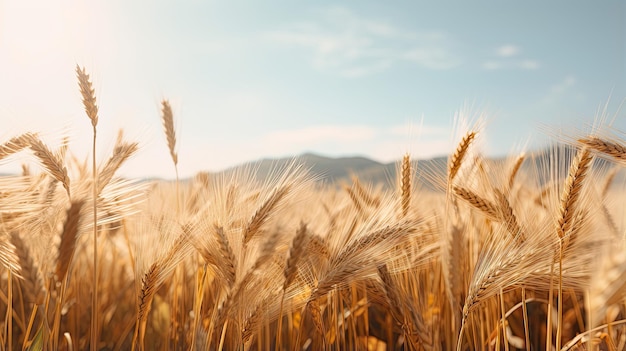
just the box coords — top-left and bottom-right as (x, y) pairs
(203, 144), (621, 191)
(215, 152), (456, 191)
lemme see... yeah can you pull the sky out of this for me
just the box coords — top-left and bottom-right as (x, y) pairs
(0, 1), (625, 178)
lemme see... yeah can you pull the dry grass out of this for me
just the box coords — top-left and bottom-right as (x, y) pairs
(0, 69), (625, 351)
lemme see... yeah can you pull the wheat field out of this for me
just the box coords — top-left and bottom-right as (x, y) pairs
(0, 67), (625, 350)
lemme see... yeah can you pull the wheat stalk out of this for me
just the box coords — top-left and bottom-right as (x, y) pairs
(76, 64), (100, 351)
(555, 146), (592, 350)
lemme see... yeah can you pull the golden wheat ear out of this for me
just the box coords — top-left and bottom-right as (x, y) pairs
(55, 200), (85, 283)
(26, 134), (71, 198)
(448, 131), (476, 183)
(10, 232), (43, 305)
(399, 153), (412, 217)
(557, 147), (593, 241)
(579, 136), (626, 163)
(97, 138), (139, 195)
(0, 133), (34, 162)
(76, 65), (99, 127)
(161, 100), (178, 167)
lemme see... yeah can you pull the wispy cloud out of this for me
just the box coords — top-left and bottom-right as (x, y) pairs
(541, 75), (582, 105)
(265, 6), (460, 77)
(550, 76), (576, 93)
(482, 44), (540, 70)
(496, 44), (520, 57)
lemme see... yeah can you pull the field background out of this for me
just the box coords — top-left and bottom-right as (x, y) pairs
(1, 74), (626, 350)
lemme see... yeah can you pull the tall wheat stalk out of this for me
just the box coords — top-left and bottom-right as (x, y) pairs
(76, 65), (100, 351)
(555, 146), (592, 350)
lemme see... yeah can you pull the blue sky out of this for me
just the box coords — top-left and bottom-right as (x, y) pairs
(0, 1), (624, 178)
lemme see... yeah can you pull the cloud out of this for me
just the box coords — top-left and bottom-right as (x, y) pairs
(520, 60), (540, 70)
(403, 48), (461, 70)
(482, 44), (540, 70)
(540, 75), (581, 105)
(496, 44), (520, 57)
(265, 6), (460, 77)
(550, 76), (576, 93)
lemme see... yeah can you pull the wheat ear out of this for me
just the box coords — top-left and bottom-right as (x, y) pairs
(579, 136), (626, 162)
(602, 167), (619, 197)
(55, 200), (85, 283)
(0, 235), (20, 276)
(0, 133), (33, 161)
(283, 222), (309, 291)
(26, 134), (70, 198)
(494, 189), (525, 243)
(453, 185), (498, 219)
(400, 153), (412, 217)
(76, 65), (99, 127)
(448, 131), (476, 182)
(377, 264), (422, 347)
(161, 100), (178, 167)
(243, 185), (290, 244)
(508, 153), (525, 190)
(214, 226), (237, 288)
(10, 233), (42, 304)
(98, 138), (138, 195)
(351, 176), (380, 207)
(311, 222), (417, 300)
(135, 230), (193, 351)
(557, 147), (592, 240)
